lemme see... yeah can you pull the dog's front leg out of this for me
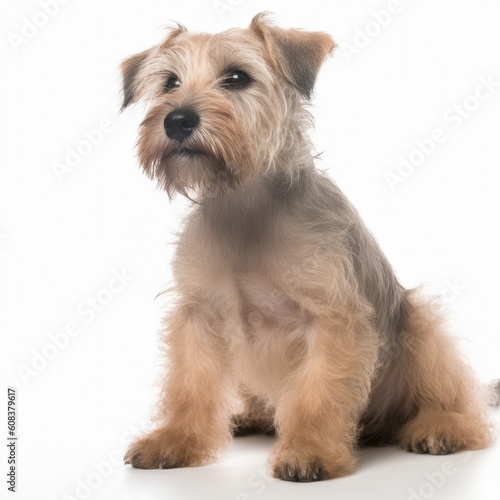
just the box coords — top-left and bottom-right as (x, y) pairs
(125, 301), (232, 469)
(271, 313), (379, 482)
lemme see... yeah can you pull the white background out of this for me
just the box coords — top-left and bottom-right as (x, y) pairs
(1, 0), (500, 499)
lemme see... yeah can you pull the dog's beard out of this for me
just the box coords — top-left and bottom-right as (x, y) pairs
(137, 98), (254, 200)
(141, 142), (238, 199)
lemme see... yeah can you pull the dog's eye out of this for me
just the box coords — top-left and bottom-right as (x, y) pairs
(221, 70), (252, 89)
(164, 76), (181, 92)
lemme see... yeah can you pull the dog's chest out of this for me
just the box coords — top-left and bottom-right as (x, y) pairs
(235, 275), (311, 334)
(229, 275), (314, 397)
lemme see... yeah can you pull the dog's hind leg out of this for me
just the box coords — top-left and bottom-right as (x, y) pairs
(397, 291), (493, 455)
(231, 391), (275, 436)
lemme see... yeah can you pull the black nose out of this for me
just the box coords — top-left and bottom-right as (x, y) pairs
(164, 109), (199, 141)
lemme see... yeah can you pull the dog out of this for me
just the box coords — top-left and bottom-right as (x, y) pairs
(121, 13), (499, 482)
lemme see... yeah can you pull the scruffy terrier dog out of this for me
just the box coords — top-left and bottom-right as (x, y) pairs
(122, 14), (498, 482)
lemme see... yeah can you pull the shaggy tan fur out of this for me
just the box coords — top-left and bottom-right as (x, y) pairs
(121, 13), (498, 482)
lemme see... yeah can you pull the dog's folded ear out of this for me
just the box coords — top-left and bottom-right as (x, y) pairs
(120, 25), (186, 110)
(250, 13), (335, 99)
(121, 48), (154, 110)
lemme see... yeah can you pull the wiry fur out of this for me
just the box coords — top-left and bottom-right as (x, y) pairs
(122, 14), (498, 481)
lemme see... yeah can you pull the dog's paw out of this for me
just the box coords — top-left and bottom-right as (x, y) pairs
(124, 433), (175, 469)
(273, 460), (328, 482)
(399, 411), (491, 456)
(409, 438), (457, 455)
(401, 422), (461, 456)
(124, 428), (216, 469)
(124, 449), (174, 469)
(270, 442), (355, 482)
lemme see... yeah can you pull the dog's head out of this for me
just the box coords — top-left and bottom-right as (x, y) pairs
(121, 13), (334, 198)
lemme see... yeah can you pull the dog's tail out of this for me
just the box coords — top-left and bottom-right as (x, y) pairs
(486, 379), (500, 407)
